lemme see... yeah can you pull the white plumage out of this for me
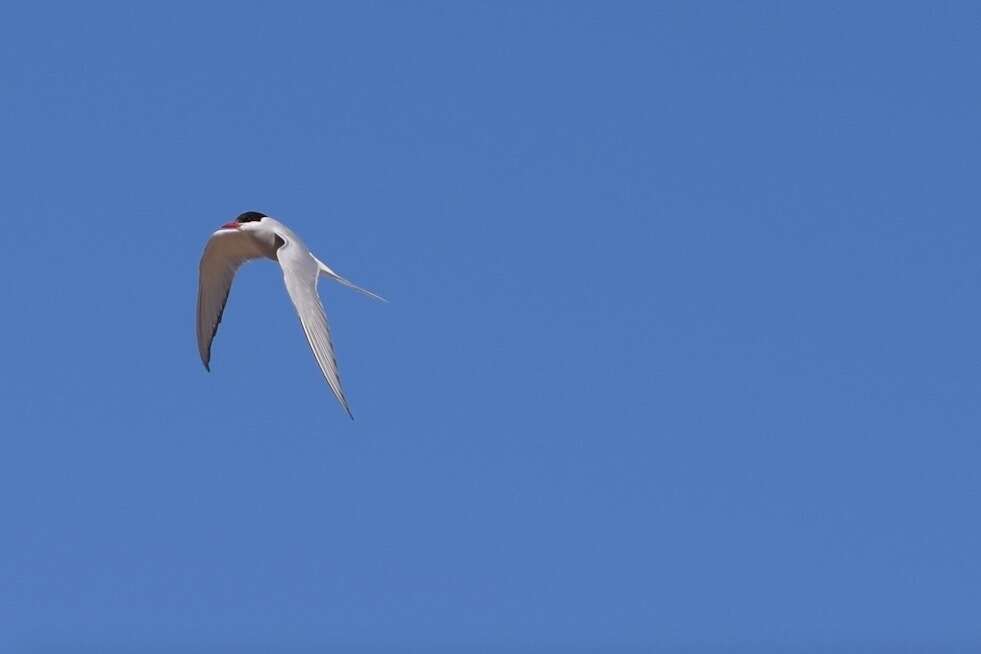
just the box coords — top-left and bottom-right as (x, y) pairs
(196, 212), (383, 418)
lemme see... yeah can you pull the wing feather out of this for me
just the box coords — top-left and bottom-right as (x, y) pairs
(277, 236), (354, 418)
(196, 230), (264, 370)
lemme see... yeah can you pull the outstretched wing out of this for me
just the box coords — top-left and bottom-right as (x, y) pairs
(196, 229), (265, 370)
(277, 234), (353, 418)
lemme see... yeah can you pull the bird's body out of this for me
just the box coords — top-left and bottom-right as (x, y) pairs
(196, 212), (383, 418)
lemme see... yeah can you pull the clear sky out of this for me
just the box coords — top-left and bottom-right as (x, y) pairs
(2, 2), (980, 652)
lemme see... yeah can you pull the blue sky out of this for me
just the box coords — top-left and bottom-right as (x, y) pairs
(1, 2), (980, 651)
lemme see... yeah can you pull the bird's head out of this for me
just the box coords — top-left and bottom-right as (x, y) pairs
(220, 211), (268, 231)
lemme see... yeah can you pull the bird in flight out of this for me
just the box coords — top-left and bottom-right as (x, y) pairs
(196, 211), (384, 418)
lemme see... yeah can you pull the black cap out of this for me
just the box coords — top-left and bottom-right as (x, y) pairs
(235, 211), (267, 223)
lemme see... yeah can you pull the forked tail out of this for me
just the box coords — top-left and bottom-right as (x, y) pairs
(314, 257), (388, 302)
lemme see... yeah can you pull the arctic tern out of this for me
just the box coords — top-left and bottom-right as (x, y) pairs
(196, 211), (384, 418)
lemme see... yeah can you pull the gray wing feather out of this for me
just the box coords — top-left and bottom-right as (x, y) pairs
(277, 236), (354, 419)
(196, 230), (264, 370)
